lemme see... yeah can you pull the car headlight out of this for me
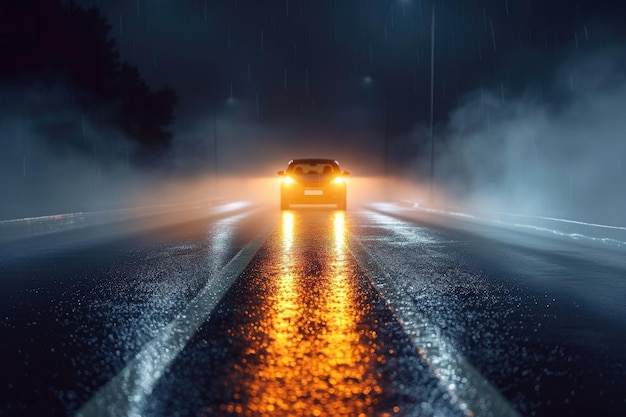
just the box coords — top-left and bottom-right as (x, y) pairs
(282, 176), (296, 185)
(331, 177), (345, 184)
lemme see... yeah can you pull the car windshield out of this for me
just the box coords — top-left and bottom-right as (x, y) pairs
(288, 162), (338, 176)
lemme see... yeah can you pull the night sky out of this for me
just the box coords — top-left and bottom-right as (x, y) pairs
(76, 0), (626, 129)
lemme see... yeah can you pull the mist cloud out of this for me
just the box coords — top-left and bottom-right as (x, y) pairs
(0, 83), (144, 220)
(171, 99), (388, 177)
(431, 48), (626, 225)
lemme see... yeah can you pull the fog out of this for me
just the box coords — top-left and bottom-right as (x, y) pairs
(0, 83), (135, 220)
(0, 82), (390, 221)
(164, 102), (394, 208)
(0, 0), (609, 228)
(406, 47), (626, 226)
(3, 48), (626, 227)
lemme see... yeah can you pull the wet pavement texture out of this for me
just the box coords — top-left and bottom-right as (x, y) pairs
(0, 206), (270, 416)
(354, 206), (626, 417)
(144, 211), (463, 417)
(3, 204), (626, 416)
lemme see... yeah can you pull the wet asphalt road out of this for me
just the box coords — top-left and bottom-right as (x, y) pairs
(1, 202), (625, 416)
(139, 211), (460, 417)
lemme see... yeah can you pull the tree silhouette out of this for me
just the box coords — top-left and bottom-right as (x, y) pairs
(0, 0), (177, 166)
(115, 63), (177, 165)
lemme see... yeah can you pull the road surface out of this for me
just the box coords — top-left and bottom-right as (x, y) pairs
(1, 202), (625, 416)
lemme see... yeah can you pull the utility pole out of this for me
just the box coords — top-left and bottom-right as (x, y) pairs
(213, 98), (218, 180)
(429, 3), (435, 203)
(384, 91), (389, 176)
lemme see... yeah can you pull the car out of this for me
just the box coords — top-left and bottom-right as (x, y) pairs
(278, 159), (350, 210)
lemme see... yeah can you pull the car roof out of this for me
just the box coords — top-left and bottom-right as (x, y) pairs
(288, 159), (340, 166)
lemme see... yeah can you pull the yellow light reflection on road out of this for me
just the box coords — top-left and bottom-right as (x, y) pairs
(281, 211), (294, 252)
(334, 211), (345, 253)
(227, 211), (384, 416)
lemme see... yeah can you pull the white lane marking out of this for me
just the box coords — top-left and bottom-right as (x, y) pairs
(374, 202), (626, 248)
(0, 201), (253, 248)
(347, 228), (521, 417)
(76, 229), (272, 417)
